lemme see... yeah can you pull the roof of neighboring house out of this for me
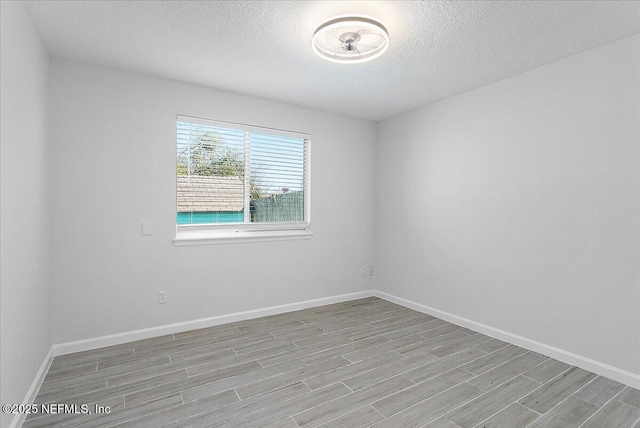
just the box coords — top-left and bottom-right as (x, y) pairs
(177, 175), (243, 212)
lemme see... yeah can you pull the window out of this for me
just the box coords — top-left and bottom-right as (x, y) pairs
(175, 115), (311, 244)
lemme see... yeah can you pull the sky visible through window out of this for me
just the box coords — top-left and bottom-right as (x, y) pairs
(250, 131), (305, 196)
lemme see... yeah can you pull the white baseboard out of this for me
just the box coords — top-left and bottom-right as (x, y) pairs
(10, 345), (54, 428)
(54, 290), (374, 356)
(374, 290), (640, 390)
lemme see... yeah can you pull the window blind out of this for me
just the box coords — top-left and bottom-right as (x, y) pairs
(176, 116), (310, 232)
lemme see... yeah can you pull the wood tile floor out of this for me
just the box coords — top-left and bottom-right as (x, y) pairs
(25, 297), (640, 427)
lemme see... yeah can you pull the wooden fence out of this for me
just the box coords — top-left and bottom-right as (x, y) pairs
(252, 191), (304, 222)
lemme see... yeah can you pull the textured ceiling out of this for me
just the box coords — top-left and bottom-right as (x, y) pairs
(25, 1), (640, 121)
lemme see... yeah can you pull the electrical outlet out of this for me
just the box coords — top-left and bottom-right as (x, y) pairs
(158, 291), (167, 304)
(367, 266), (374, 277)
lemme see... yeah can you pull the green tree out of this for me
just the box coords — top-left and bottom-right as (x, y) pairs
(177, 132), (243, 177)
(177, 131), (263, 198)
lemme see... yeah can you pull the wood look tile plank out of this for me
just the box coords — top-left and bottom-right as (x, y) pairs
(96, 354), (171, 373)
(67, 393), (183, 428)
(475, 338), (510, 353)
(325, 323), (378, 338)
(397, 330), (470, 359)
(369, 312), (434, 328)
(300, 335), (390, 365)
(224, 382), (352, 427)
(232, 337), (291, 355)
(53, 368), (188, 406)
(48, 348), (135, 371)
(446, 376), (541, 428)
(343, 354), (440, 392)
(403, 348), (486, 384)
(292, 331), (351, 349)
(301, 319), (357, 335)
(302, 316), (358, 332)
(519, 367), (596, 414)
(176, 359), (307, 403)
(293, 375), (414, 428)
(348, 318), (430, 342)
(323, 319), (377, 334)
(123, 361), (258, 406)
(316, 405), (384, 428)
(109, 390), (239, 428)
(381, 318), (451, 341)
(105, 348), (253, 389)
(321, 308), (378, 322)
(164, 382), (310, 428)
(371, 382), (483, 428)
(271, 417), (301, 428)
(618, 387), (640, 409)
(472, 402), (540, 428)
(372, 368), (472, 417)
(43, 362), (97, 381)
(258, 335), (353, 368)
(236, 342), (300, 361)
(522, 359), (572, 384)
(236, 356), (351, 398)
(467, 352), (546, 392)
(269, 320), (329, 337)
(34, 378), (109, 405)
(422, 417), (461, 428)
(347, 307), (415, 324)
(429, 333), (493, 358)
(166, 344), (236, 363)
(272, 328), (328, 344)
(526, 395), (598, 428)
(418, 323), (464, 340)
(574, 375), (626, 406)
(39, 355), (171, 393)
(183, 351), (264, 377)
(343, 334), (427, 363)
(460, 345), (528, 375)
(581, 399), (640, 428)
(302, 352), (403, 391)
(96, 352), (173, 371)
(130, 335), (224, 355)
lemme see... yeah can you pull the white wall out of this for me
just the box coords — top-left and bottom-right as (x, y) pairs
(0, 1), (52, 426)
(376, 36), (640, 378)
(50, 59), (377, 344)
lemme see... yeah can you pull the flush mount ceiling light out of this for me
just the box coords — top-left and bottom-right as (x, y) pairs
(312, 15), (389, 64)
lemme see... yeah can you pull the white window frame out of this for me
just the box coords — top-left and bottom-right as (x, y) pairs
(174, 115), (312, 245)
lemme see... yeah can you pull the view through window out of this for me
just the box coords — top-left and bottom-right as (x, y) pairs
(177, 117), (310, 232)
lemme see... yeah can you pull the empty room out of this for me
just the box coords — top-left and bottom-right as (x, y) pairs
(2, 1), (639, 427)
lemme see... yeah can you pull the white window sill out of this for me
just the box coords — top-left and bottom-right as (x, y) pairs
(174, 229), (313, 246)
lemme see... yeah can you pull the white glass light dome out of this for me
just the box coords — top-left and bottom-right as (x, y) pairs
(312, 15), (389, 64)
